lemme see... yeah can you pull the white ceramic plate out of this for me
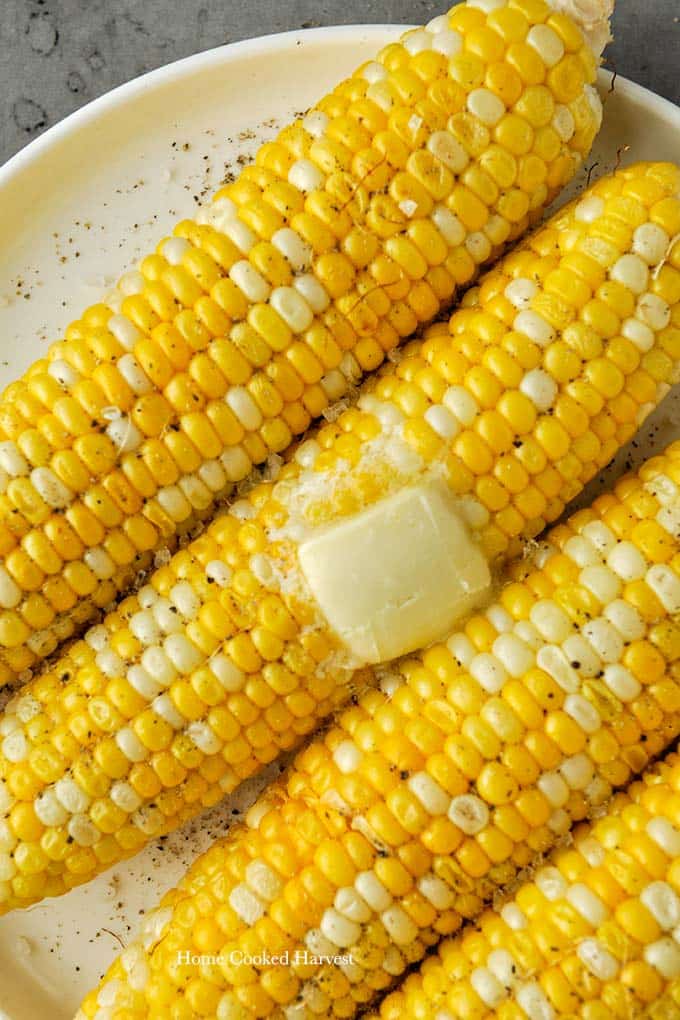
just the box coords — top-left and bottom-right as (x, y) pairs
(1, 24), (680, 1020)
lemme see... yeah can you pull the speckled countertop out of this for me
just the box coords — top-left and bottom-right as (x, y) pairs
(1, 0), (679, 166)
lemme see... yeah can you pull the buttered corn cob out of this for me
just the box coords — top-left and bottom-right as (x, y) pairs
(75, 442), (680, 1020)
(1, 162), (678, 917)
(375, 753), (680, 1020)
(0, 0), (606, 687)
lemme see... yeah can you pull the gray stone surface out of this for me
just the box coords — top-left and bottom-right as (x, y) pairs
(1, 0), (679, 165)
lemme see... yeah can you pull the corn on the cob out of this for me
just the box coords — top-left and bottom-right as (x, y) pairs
(374, 752), (680, 1020)
(2, 161), (677, 917)
(0, 0), (607, 687)
(75, 441), (680, 1020)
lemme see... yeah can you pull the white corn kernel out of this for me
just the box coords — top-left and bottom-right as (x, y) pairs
(355, 871), (392, 912)
(470, 653), (507, 693)
(161, 237), (190, 265)
(607, 541), (647, 581)
(582, 618), (623, 663)
(187, 721), (222, 755)
(536, 867), (567, 901)
(641, 882), (680, 930)
(432, 29), (463, 57)
(637, 292), (671, 330)
(48, 359), (81, 388)
(204, 558), (231, 591)
(222, 219), (256, 254)
(492, 633), (534, 676)
(470, 967), (506, 1008)
(536, 645), (580, 694)
(604, 598), (645, 640)
(647, 816), (680, 856)
(110, 781), (142, 813)
(320, 908), (361, 948)
(169, 581), (200, 620)
(408, 772), (450, 815)
(106, 415), (142, 452)
(293, 273), (330, 313)
(0, 567), (21, 609)
(527, 24), (565, 66)
(520, 368), (557, 411)
(611, 253), (649, 294)
(272, 228), (312, 271)
(560, 753), (594, 790)
(245, 859), (282, 901)
(151, 695), (184, 730)
(466, 231), (492, 263)
(603, 664), (640, 702)
(646, 564), (680, 612)
(443, 385), (478, 425)
(424, 405), (459, 440)
(567, 883), (608, 926)
(209, 654), (244, 692)
(381, 906), (418, 946)
(302, 110), (329, 137)
(432, 205), (466, 247)
(500, 906), (529, 937)
(417, 874), (455, 910)
(575, 196), (605, 223)
(107, 313), (142, 350)
(55, 777), (91, 813)
(68, 814), (100, 847)
(360, 61), (386, 84)
(581, 521), (616, 555)
(229, 884), (266, 924)
(226, 387), (263, 431)
(564, 694), (601, 733)
(334, 887), (372, 924)
(84, 547), (116, 580)
(163, 633), (202, 674)
(448, 794), (489, 835)
(403, 28), (431, 54)
(634, 223), (669, 264)
(579, 565), (620, 604)
(538, 772), (569, 808)
(622, 316), (656, 351)
(447, 633), (476, 667)
(229, 261), (271, 302)
(333, 740), (363, 775)
(645, 938), (680, 980)
(31, 467), (73, 508)
(156, 485), (191, 522)
(578, 938), (619, 980)
(530, 601), (572, 642)
(221, 446), (251, 481)
(270, 286), (314, 333)
(140, 646), (177, 687)
(288, 159), (324, 192)
(516, 982), (554, 1020)
(552, 105), (575, 141)
(467, 88), (505, 125)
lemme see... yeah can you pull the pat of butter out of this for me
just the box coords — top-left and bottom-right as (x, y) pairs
(298, 479), (491, 664)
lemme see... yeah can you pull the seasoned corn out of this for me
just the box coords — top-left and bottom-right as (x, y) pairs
(375, 752), (680, 1020)
(74, 441), (680, 1019)
(1, 162), (679, 917)
(0, 0), (606, 686)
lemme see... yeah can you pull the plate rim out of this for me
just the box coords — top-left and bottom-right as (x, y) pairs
(2, 22), (680, 195)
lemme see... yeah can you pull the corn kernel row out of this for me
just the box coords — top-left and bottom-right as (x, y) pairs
(75, 441), (680, 1020)
(0, 0), (604, 686)
(374, 752), (680, 1020)
(1, 163), (675, 916)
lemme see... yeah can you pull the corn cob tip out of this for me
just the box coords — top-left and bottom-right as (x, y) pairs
(548, 0), (615, 55)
